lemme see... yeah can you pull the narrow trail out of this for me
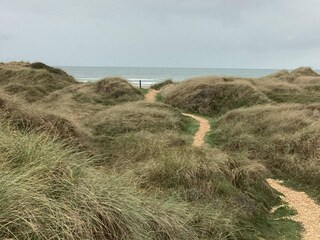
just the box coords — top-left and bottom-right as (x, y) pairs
(267, 179), (320, 240)
(182, 113), (210, 147)
(144, 89), (159, 102)
(144, 89), (210, 147)
(144, 89), (320, 239)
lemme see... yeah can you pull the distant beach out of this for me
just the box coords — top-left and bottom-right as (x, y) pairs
(59, 66), (296, 87)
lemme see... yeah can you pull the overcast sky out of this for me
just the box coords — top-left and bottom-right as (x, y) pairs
(1, 0), (320, 68)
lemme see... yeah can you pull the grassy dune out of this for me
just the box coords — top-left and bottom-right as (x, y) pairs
(209, 103), (320, 194)
(86, 101), (188, 137)
(160, 76), (270, 115)
(160, 67), (320, 115)
(0, 62), (76, 102)
(36, 77), (143, 121)
(0, 91), (85, 143)
(0, 62), (317, 239)
(0, 122), (201, 239)
(72, 77), (143, 105)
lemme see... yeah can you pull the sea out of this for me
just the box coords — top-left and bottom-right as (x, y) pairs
(59, 66), (282, 87)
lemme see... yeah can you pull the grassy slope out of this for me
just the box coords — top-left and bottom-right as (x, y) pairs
(0, 62), (76, 102)
(0, 92), (280, 239)
(0, 122), (201, 239)
(86, 101), (188, 138)
(160, 76), (270, 115)
(1, 62), (317, 239)
(160, 67), (320, 116)
(0, 91), (86, 144)
(35, 77), (144, 121)
(210, 104), (320, 194)
(206, 111), (303, 239)
(146, 77), (304, 239)
(84, 90), (300, 239)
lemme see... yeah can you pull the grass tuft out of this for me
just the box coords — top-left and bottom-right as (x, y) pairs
(150, 79), (174, 90)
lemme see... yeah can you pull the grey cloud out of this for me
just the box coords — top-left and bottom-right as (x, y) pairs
(0, 33), (12, 41)
(1, 0), (320, 68)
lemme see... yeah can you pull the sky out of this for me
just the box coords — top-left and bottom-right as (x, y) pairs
(1, 0), (320, 68)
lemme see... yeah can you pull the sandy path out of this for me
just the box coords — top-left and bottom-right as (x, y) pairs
(182, 113), (210, 147)
(144, 89), (159, 102)
(267, 179), (320, 240)
(144, 89), (210, 147)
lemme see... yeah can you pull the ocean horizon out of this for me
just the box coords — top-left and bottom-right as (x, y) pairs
(59, 66), (320, 87)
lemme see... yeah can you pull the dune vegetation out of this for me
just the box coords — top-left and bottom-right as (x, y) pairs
(0, 122), (201, 239)
(0, 61), (318, 239)
(209, 103), (320, 197)
(0, 62), (77, 102)
(150, 79), (174, 90)
(160, 76), (271, 115)
(86, 101), (188, 137)
(160, 67), (320, 115)
(33, 77), (144, 122)
(0, 91), (85, 143)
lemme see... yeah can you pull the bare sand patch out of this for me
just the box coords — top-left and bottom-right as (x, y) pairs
(267, 179), (320, 240)
(145, 89), (159, 102)
(182, 113), (210, 147)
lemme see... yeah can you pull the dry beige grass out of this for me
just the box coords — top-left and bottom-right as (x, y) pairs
(1, 61), (313, 239)
(0, 62), (76, 102)
(160, 76), (271, 115)
(0, 121), (202, 240)
(260, 67), (320, 103)
(36, 84), (106, 122)
(0, 91), (85, 143)
(161, 67), (320, 115)
(214, 103), (320, 188)
(86, 101), (188, 138)
(36, 77), (143, 123)
(74, 77), (143, 104)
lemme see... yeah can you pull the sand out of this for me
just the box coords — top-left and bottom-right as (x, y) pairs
(144, 89), (159, 102)
(182, 113), (210, 147)
(267, 179), (320, 240)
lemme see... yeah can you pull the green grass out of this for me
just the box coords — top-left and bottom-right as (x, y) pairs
(278, 178), (320, 203)
(204, 103), (319, 239)
(252, 208), (302, 240)
(155, 93), (164, 102)
(206, 117), (219, 146)
(139, 88), (149, 95)
(181, 115), (199, 136)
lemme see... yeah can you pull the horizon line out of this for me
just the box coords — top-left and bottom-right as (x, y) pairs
(56, 65), (285, 70)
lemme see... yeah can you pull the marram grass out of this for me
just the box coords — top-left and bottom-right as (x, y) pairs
(0, 122), (197, 239)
